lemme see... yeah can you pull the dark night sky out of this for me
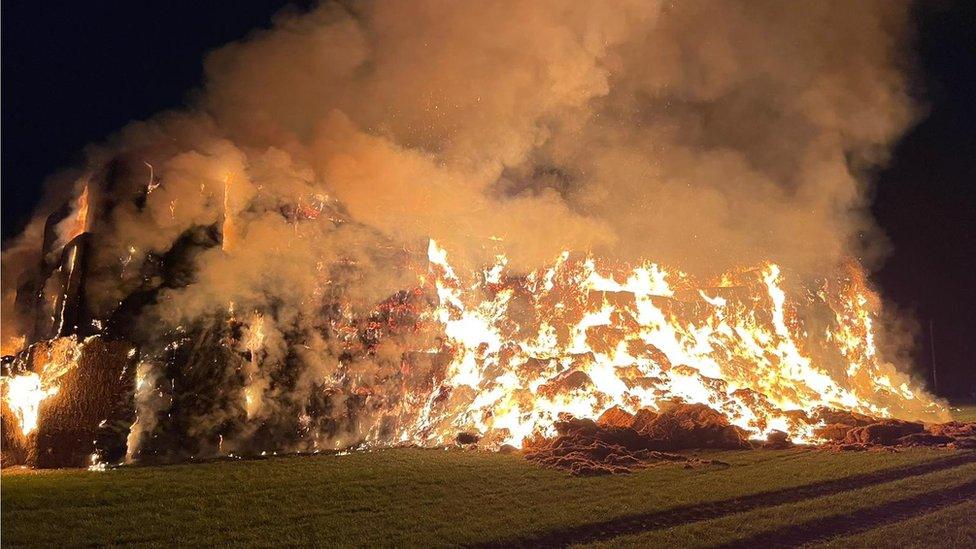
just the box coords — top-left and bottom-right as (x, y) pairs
(2, 2), (975, 398)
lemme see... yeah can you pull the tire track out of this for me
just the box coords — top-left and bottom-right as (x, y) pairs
(717, 479), (976, 548)
(471, 452), (976, 548)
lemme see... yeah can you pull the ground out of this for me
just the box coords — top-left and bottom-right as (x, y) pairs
(3, 406), (975, 547)
(2, 443), (975, 548)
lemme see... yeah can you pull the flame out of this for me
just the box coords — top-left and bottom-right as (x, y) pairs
(241, 314), (267, 418)
(3, 373), (58, 435)
(401, 240), (943, 447)
(1, 337), (84, 436)
(65, 183), (90, 242)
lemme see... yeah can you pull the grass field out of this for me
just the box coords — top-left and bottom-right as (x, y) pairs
(3, 445), (975, 548)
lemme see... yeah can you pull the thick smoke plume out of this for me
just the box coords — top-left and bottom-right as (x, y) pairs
(2, 1), (925, 458)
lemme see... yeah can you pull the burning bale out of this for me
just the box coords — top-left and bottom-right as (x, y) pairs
(523, 403), (746, 475)
(0, 150), (955, 467)
(537, 368), (596, 399)
(597, 405), (637, 429)
(32, 337), (135, 468)
(1, 389), (31, 467)
(1, 336), (135, 468)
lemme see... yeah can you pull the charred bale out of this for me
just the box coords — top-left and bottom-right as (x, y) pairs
(130, 318), (246, 464)
(763, 430), (793, 449)
(456, 432), (481, 445)
(52, 234), (93, 338)
(927, 421), (976, 439)
(896, 432), (954, 447)
(523, 406), (740, 476)
(811, 407), (877, 442)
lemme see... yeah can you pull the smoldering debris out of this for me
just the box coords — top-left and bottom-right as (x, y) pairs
(519, 403), (976, 476)
(813, 408), (976, 451)
(522, 403), (746, 476)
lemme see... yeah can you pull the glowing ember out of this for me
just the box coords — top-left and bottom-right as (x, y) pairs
(3, 373), (59, 435)
(402, 241), (944, 448)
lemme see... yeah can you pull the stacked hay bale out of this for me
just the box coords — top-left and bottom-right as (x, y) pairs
(32, 337), (136, 468)
(0, 336), (136, 468)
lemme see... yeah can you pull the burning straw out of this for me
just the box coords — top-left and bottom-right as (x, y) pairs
(0, 1), (960, 469)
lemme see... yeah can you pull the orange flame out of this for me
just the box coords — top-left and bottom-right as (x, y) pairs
(65, 183), (90, 242)
(1, 337), (84, 436)
(3, 373), (58, 435)
(398, 240), (943, 447)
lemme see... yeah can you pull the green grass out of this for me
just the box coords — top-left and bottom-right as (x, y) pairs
(821, 499), (976, 548)
(2, 447), (974, 547)
(591, 458), (976, 547)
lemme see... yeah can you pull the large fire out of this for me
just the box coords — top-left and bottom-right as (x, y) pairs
(0, 1), (959, 468)
(398, 241), (941, 448)
(0, 229), (946, 464)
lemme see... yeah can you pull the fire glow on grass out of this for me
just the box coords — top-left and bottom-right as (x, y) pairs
(401, 240), (943, 447)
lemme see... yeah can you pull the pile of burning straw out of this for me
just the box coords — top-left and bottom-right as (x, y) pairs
(0, 173), (963, 468)
(454, 403), (975, 476)
(0, 1), (965, 473)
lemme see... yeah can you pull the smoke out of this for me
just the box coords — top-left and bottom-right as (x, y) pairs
(1, 1), (925, 456)
(197, 0), (916, 274)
